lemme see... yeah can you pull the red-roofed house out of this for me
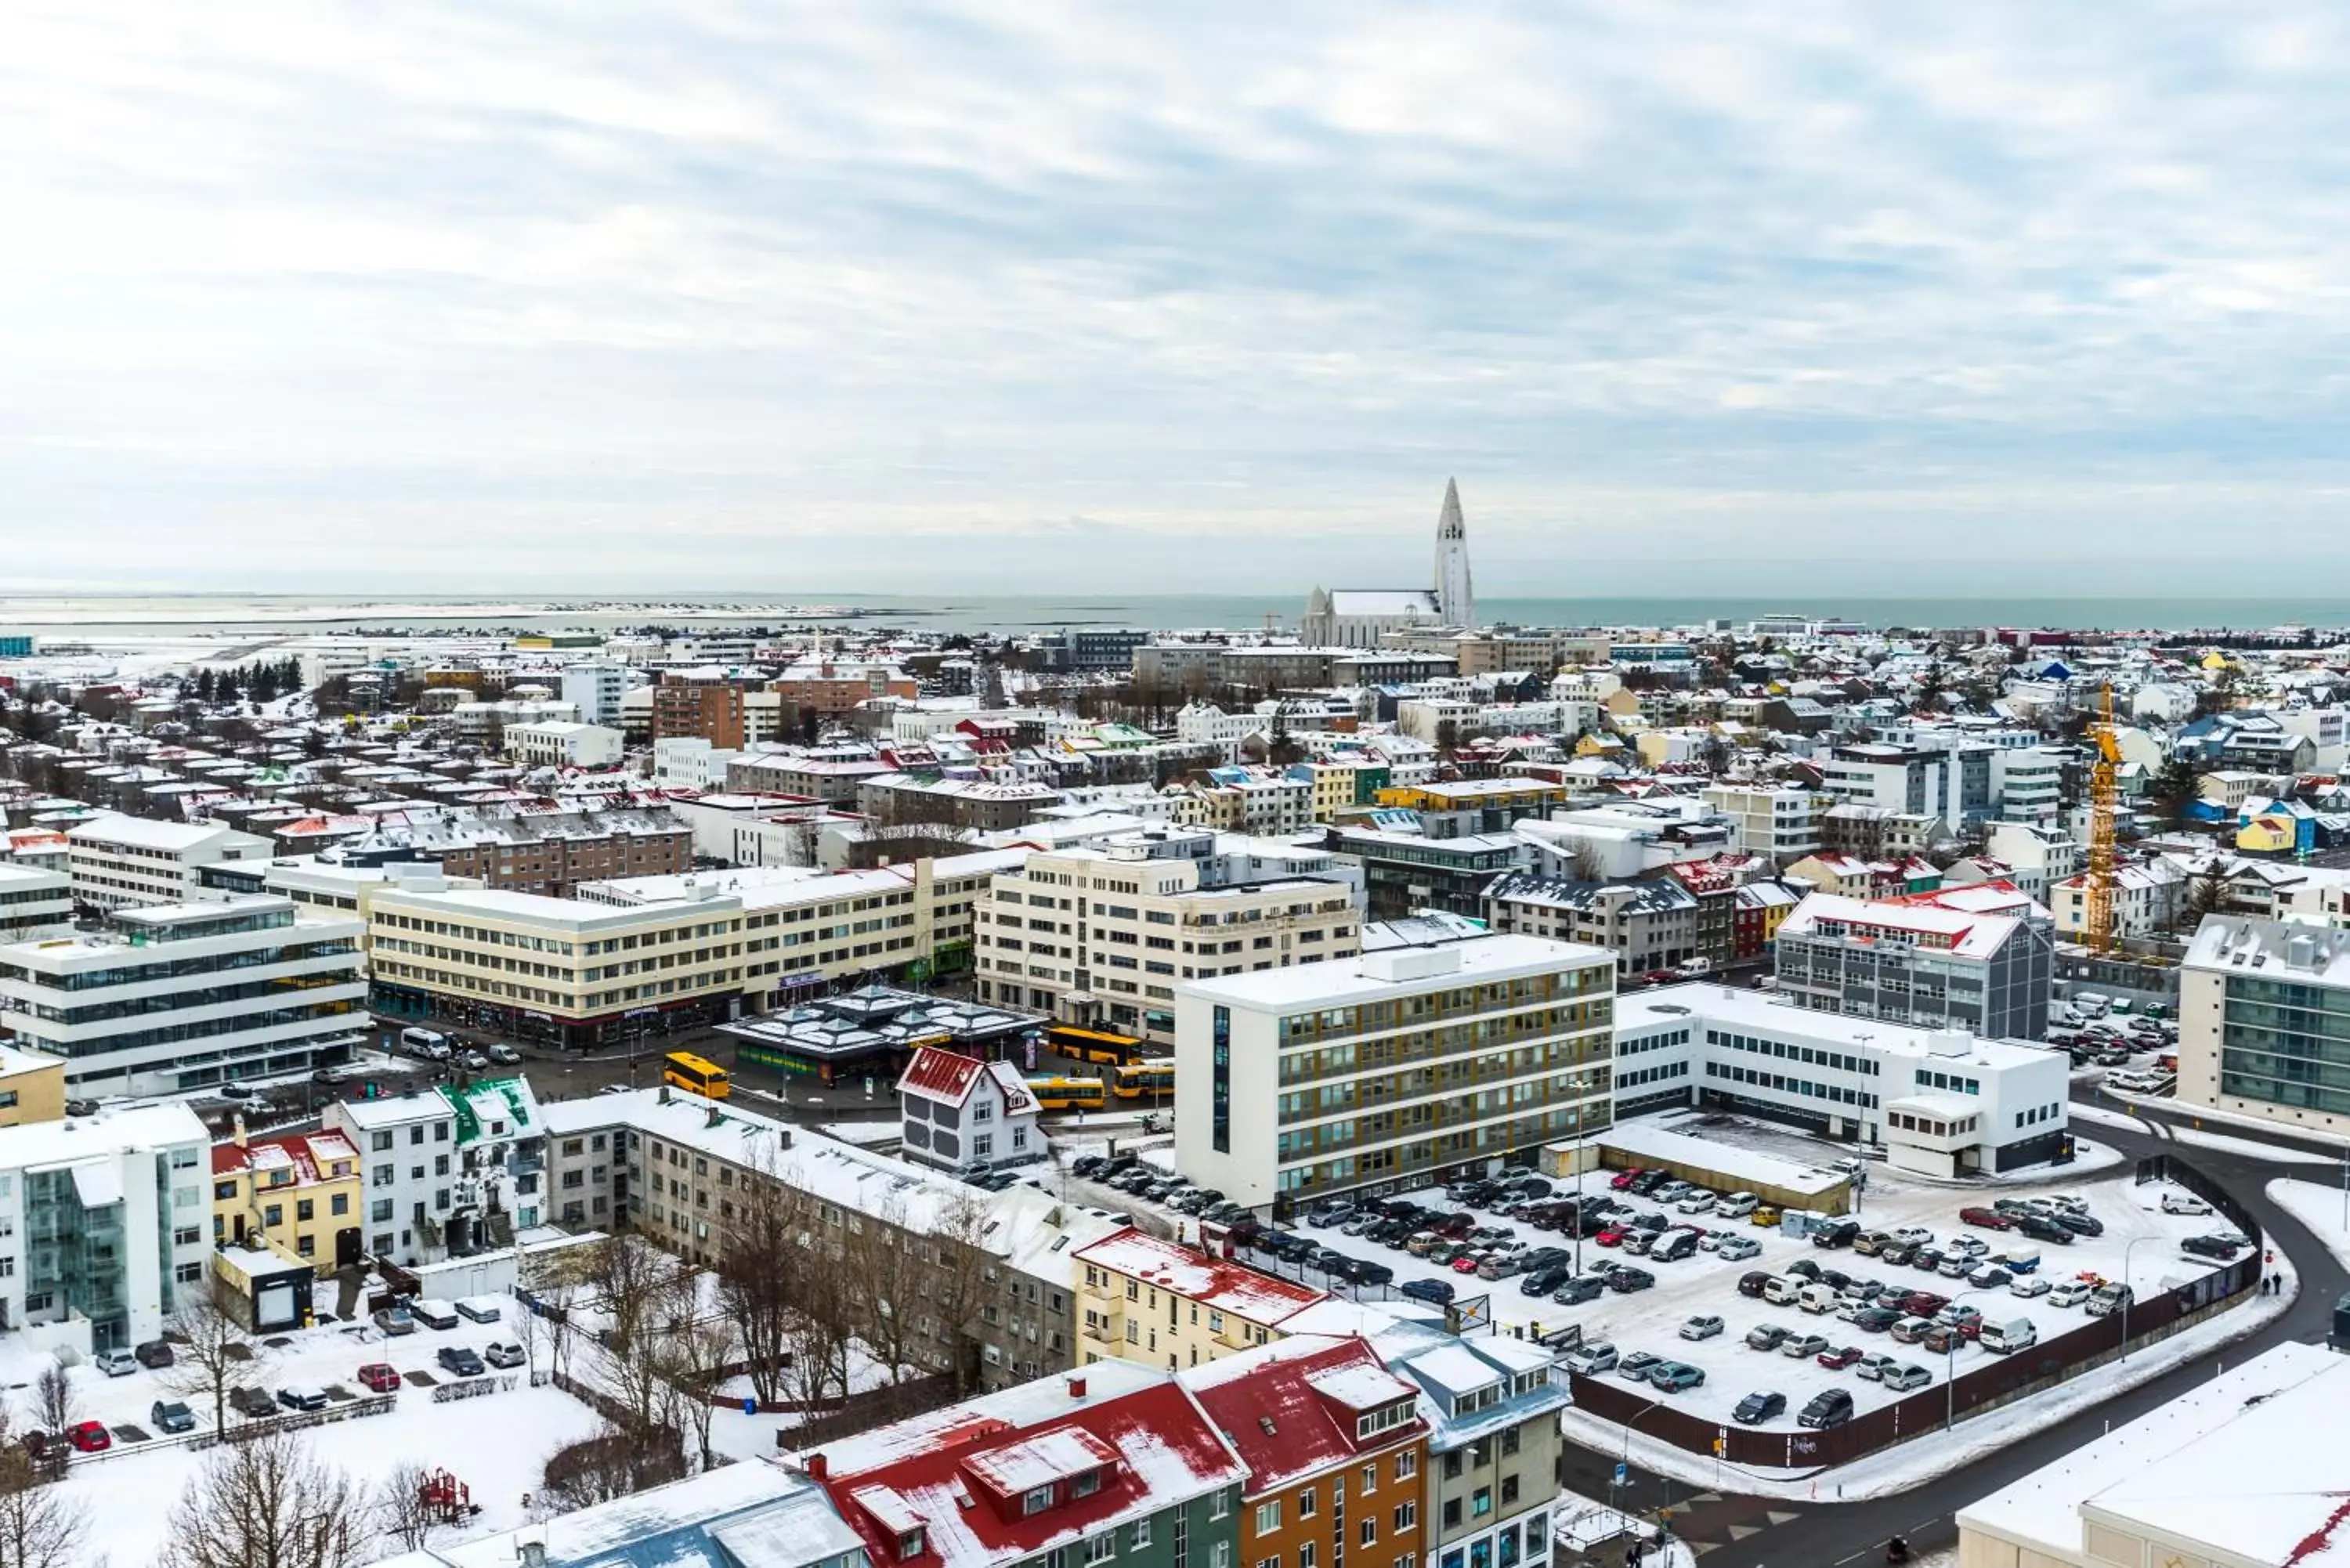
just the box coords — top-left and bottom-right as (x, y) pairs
(1076, 1230), (1327, 1373)
(898, 1045), (1043, 1173)
(806, 1357), (1248, 1568)
(211, 1125), (364, 1272)
(1184, 1337), (1429, 1568)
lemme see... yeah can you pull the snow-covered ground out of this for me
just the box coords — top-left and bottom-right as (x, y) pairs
(1564, 1245), (2294, 1500)
(1268, 1133), (2232, 1442)
(2265, 1177), (2350, 1270)
(2167, 1125), (2339, 1165)
(34, 1299), (605, 1566)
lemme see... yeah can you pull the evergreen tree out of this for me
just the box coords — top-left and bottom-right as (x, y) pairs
(194, 668), (215, 703)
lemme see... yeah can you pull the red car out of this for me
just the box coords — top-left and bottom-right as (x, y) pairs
(1816, 1346), (1864, 1370)
(1958, 1207), (2014, 1231)
(1449, 1254), (1484, 1274)
(1611, 1169), (1643, 1191)
(356, 1363), (401, 1394)
(1594, 1227), (1629, 1247)
(67, 1422), (110, 1454)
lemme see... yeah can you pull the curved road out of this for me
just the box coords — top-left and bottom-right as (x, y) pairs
(1559, 1099), (2345, 1566)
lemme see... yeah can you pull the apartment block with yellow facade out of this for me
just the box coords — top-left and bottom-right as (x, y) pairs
(975, 846), (1361, 1047)
(212, 1126), (365, 1273)
(0, 1045), (66, 1128)
(1074, 1228), (1325, 1372)
(1186, 1336), (1433, 1568)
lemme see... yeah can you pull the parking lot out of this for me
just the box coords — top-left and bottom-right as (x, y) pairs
(1215, 1128), (2243, 1436)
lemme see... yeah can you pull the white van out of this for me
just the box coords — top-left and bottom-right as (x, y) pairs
(1762, 1277), (1803, 1306)
(2071, 992), (2111, 1017)
(1797, 1283), (1840, 1315)
(1717, 1191), (1760, 1218)
(400, 1027), (450, 1059)
(1979, 1319), (2038, 1354)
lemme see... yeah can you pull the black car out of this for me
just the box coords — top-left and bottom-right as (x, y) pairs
(1346, 1259), (1397, 1287)
(2054, 1211), (2104, 1237)
(436, 1346), (486, 1378)
(1911, 1247), (1944, 1273)
(1732, 1390), (1787, 1425)
(1737, 1270), (1774, 1299)
(1784, 1259), (1823, 1282)
(1853, 1307), (1904, 1334)
(2182, 1234), (2240, 1259)
(1877, 1242), (1914, 1266)
(1799, 1389), (1854, 1429)
(1605, 1266), (1655, 1293)
(1397, 1277), (1456, 1306)
(1631, 1212), (1669, 1233)
(1522, 1267), (1573, 1296)
(1227, 1218), (1265, 1245)
(1311, 1247), (1350, 1274)
(2016, 1216), (2075, 1246)
(227, 1386), (277, 1419)
(1552, 1275), (1608, 1306)
(1629, 1170), (1666, 1194)
(1072, 1155), (1108, 1179)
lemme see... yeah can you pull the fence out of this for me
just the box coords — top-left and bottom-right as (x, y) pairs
(1572, 1154), (2262, 1470)
(774, 1371), (963, 1450)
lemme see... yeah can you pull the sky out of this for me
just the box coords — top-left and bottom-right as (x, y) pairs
(4, 2), (2350, 597)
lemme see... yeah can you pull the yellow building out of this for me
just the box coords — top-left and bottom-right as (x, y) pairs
(1072, 1229), (1326, 1372)
(212, 1126), (366, 1274)
(0, 1045), (67, 1128)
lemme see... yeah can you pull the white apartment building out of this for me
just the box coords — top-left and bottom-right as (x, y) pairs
(652, 736), (739, 790)
(1173, 930), (1617, 1207)
(67, 815), (271, 910)
(1166, 768), (1315, 836)
(2177, 916), (2350, 1133)
(0, 896), (368, 1097)
(1613, 983), (2071, 1174)
(505, 720), (624, 768)
(560, 662), (629, 727)
(324, 1076), (545, 1266)
(1994, 746), (2066, 829)
(976, 845), (1362, 1046)
(0, 1103), (211, 1353)
(1700, 783), (1825, 865)
(0, 865), (71, 938)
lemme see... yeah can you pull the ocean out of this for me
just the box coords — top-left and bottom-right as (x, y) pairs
(3, 591), (2348, 640)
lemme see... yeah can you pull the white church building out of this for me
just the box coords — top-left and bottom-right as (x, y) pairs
(1302, 479), (1477, 648)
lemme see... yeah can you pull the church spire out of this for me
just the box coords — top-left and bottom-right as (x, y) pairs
(1434, 477), (1473, 628)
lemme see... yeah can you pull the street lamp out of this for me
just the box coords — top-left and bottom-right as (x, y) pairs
(2118, 1235), (2157, 1358)
(1940, 1284), (2008, 1430)
(1618, 1401), (1672, 1538)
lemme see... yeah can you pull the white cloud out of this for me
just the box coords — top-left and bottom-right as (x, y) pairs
(1, 1), (2348, 592)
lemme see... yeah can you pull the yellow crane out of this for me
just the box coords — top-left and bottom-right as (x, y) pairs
(2084, 681), (2122, 951)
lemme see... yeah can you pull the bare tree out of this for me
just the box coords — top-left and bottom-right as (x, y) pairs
(843, 1198), (934, 1386)
(715, 1154), (806, 1406)
(374, 1461), (439, 1556)
(159, 1429), (372, 1568)
(27, 1364), (72, 1450)
(539, 1423), (687, 1514)
(926, 1190), (999, 1396)
(0, 1411), (94, 1568)
(651, 1313), (733, 1473)
(164, 1292), (265, 1441)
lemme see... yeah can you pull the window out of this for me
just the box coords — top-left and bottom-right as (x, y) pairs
(1500, 1476), (1519, 1506)
(296, 1199), (315, 1223)
(1086, 1537), (1115, 1566)
(1024, 1487), (1055, 1517)
(1395, 1451), (1417, 1482)
(898, 1530), (927, 1561)
(1442, 1501), (1462, 1530)
(1255, 1502), (1282, 1535)
(1210, 1490), (1231, 1521)
(1298, 1547), (1314, 1568)
(1361, 1521), (1377, 1547)
(1300, 1489), (1316, 1519)
(1393, 1503), (1417, 1533)
(1073, 1471), (1101, 1499)
(1130, 1520), (1152, 1550)
(1472, 1487), (1491, 1519)
(331, 1193), (349, 1216)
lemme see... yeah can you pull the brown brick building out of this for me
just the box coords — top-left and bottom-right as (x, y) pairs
(364, 807), (692, 896)
(652, 674), (747, 749)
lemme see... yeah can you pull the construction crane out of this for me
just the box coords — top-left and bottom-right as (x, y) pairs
(2084, 681), (2122, 952)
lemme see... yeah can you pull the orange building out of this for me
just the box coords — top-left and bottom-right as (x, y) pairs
(1185, 1336), (1431, 1568)
(652, 675), (747, 749)
(770, 662), (918, 717)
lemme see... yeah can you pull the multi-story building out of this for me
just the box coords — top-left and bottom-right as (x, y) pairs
(1173, 930), (1616, 1208)
(323, 1075), (544, 1265)
(1073, 1230), (1325, 1372)
(770, 662), (920, 717)
(1612, 982), (2071, 1171)
(1994, 746), (2066, 829)
(66, 815), (270, 910)
(728, 749), (895, 804)
(1773, 884), (2055, 1043)
(1369, 781), (1567, 840)
(1820, 740), (1996, 833)
(1169, 769), (1316, 838)
(1375, 1324), (1568, 1568)
(0, 864), (71, 938)
(1480, 876), (1698, 978)
(1184, 1338), (1430, 1568)
(2178, 916), (2350, 1132)
(0, 1103), (211, 1352)
(976, 847), (1361, 1047)
(210, 1125), (365, 1272)
(0, 895), (368, 1097)
(504, 721), (625, 768)
(1699, 783), (1825, 865)
(365, 882), (747, 1049)
(559, 661), (629, 727)
(653, 672), (750, 750)
(1321, 828), (1531, 919)
(807, 1360), (1249, 1568)
(897, 1045), (1045, 1172)
(1818, 804), (1940, 862)
(349, 807), (692, 897)
(0, 1045), (66, 1129)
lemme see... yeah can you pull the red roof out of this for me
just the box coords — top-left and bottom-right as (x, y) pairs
(1184, 1337), (1424, 1494)
(812, 1363), (1246, 1568)
(211, 1130), (360, 1183)
(897, 1046), (986, 1103)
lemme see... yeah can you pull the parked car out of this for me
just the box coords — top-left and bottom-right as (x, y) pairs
(487, 1043), (522, 1064)
(435, 1346), (486, 1378)
(1799, 1388), (1855, 1429)
(1716, 1235), (1762, 1262)
(1616, 1350), (1667, 1383)
(1552, 1275), (1608, 1306)
(135, 1339), (175, 1369)
(1565, 1342), (1618, 1375)
(1749, 1205), (1781, 1227)
(1969, 1266), (2012, 1291)
(2016, 1216), (2077, 1246)
(1606, 1266), (1655, 1293)
(1853, 1353), (1899, 1382)
(1959, 1207), (2015, 1231)
(277, 1385), (329, 1412)
(372, 1305), (414, 1336)
(1781, 1332), (1830, 1360)
(1737, 1271), (1775, 1299)
(2086, 1283), (2135, 1318)
(1852, 1307), (1904, 1334)
(2008, 1273), (2052, 1299)
(2160, 1190), (2212, 1216)
(1889, 1317), (1934, 1344)
(1648, 1362), (1705, 1393)
(228, 1386), (277, 1418)
(1397, 1278), (1455, 1307)
(1881, 1364), (1933, 1392)
(1733, 1390), (1787, 1425)
(67, 1421), (110, 1454)
(1744, 1323), (1793, 1352)
(356, 1363), (402, 1394)
(1680, 1314), (1725, 1341)
(2052, 1211), (2104, 1237)
(2182, 1234), (2241, 1260)
(95, 1347), (139, 1378)
(1816, 1345), (1864, 1370)
(2048, 1279), (2094, 1308)
(483, 1342), (526, 1369)
(150, 1400), (196, 1435)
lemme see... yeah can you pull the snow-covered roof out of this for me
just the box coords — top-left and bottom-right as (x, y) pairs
(1553, 1118), (1849, 1198)
(425, 1459), (855, 1568)
(1075, 1230), (1325, 1324)
(1776, 891), (2027, 959)
(1182, 1336), (1423, 1494)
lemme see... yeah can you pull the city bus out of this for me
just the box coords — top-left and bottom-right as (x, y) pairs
(1046, 1024), (1151, 1067)
(1112, 1060), (1174, 1100)
(1025, 1075), (1108, 1111)
(663, 1051), (732, 1100)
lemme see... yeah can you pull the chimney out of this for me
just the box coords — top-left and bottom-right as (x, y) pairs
(707, 1104), (722, 1129)
(806, 1453), (828, 1479)
(233, 1114), (247, 1149)
(1067, 1375), (1087, 1400)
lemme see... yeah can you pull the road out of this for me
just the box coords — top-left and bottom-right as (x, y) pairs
(1557, 1093), (2345, 1566)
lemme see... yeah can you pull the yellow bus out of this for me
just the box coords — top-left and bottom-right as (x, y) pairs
(663, 1050), (731, 1100)
(1046, 1024), (1150, 1067)
(1112, 1060), (1174, 1100)
(1025, 1075), (1108, 1111)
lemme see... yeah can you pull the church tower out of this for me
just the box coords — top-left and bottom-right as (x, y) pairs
(1434, 477), (1474, 629)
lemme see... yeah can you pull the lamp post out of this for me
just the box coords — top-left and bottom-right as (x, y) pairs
(1616, 1401), (1671, 1541)
(1941, 1284), (2005, 1431)
(2118, 1235), (2157, 1358)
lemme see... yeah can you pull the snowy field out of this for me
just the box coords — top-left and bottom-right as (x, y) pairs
(17, 1299), (606, 1566)
(2266, 1177), (2350, 1270)
(1253, 1133), (2240, 1441)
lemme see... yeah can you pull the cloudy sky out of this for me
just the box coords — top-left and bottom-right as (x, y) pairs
(5, 3), (2348, 597)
